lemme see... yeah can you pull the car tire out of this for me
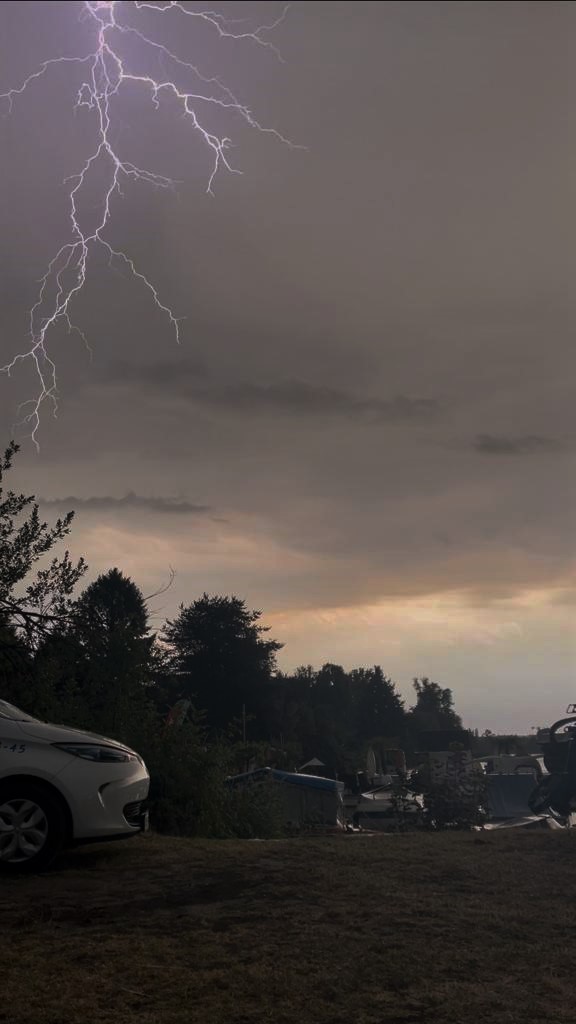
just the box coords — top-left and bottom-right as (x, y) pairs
(0, 782), (66, 873)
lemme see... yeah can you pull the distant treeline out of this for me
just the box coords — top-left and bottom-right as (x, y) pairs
(1, 565), (464, 770)
(0, 439), (512, 835)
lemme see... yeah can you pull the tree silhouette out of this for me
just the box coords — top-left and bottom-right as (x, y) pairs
(62, 568), (156, 740)
(410, 677), (462, 732)
(162, 594), (283, 734)
(0, 441), (86, 644)
(352, 666), (406, 739)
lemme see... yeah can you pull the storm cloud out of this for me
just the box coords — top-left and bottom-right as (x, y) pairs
(106, 364), (439, 423)
(473, 434), (562, 456)
(1, 1), (574, 730)
(39, 493), (213, 517)
(196, 381), (440, 422)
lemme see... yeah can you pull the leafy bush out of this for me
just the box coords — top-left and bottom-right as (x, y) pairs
(143, 723), (283, 839)
(410, 759), (487, 830)
(218, 781), (284, 840)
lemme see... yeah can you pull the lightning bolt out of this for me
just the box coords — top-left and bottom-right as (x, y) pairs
(0, 1), (291, 448)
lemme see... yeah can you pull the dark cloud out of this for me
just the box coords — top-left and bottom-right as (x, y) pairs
(1, 1), (574, 732)
(473, 434), (561, 456)
(108, 366), (440, 423)
(203, 381), (440, 422)
(39, 493), (212, 516)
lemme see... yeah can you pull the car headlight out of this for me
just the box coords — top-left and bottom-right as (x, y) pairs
(52, 743), (138, 763)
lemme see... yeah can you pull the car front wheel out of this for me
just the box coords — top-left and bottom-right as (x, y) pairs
(0, 783), (66, 872)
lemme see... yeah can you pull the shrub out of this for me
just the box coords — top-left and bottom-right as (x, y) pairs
(410, 758), (487, 830)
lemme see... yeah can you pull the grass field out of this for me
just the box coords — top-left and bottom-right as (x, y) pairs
(3, 830), (576, 1024)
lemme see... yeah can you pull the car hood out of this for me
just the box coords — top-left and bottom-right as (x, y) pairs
(16, 718), (137, 752)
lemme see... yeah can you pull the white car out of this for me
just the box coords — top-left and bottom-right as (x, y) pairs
(0, 699), (150, 872)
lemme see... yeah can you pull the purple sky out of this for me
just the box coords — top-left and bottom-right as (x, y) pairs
(1, 1), (574, 732)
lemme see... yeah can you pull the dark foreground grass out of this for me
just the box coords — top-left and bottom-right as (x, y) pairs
(3, 830), (576, 1023)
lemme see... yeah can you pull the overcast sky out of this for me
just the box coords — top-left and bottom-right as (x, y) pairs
(1, 1), (574, 732)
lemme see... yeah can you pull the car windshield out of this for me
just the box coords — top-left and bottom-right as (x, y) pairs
(0, 700), (39, 722)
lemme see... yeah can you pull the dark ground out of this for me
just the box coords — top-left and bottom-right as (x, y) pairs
(3, 830), (575, 1023)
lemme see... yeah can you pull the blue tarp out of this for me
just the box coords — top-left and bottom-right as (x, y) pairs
(226, 767), (343, 793)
